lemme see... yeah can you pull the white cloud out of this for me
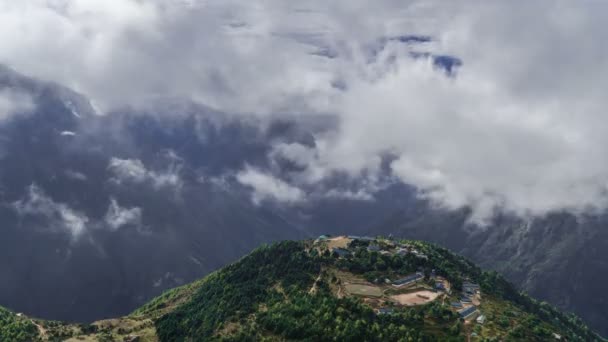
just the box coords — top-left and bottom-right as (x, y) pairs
(237, 167), (305, 205)
(104, 198), (142, 231)
(0, 89), (33, 121)
(108, 157), (182, 190)
(13, 184), (89, 239)
(64, 169), (87, 181)
(108, 158), (148, 183)
(3, 1), (608, 220)
(324, 189), (374, 201)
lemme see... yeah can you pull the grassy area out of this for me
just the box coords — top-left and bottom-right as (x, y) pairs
(345, 284), (384, 297)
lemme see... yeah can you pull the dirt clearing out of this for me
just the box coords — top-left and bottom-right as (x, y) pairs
(391, 290), (439, 306)
(326, 236), (352, 250)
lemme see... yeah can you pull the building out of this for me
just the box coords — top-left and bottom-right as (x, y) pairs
(315, 235), (329, 243)
(392, 273), (424, 287)
(476, 314), (486, 324)
(463, 282), (480, 293)
(377, 307), (394, 315)
(367, 244), (381, 252)
(411, 250), (428, 260)
(347, 235), (375, 242)
(460, 296), (472, 304)
(435, 282), (446, 291)
(451, 302), (463, 308)
(396, 248), (409, 256)
(458, 306), (478, 319)
(332, 248), (351, 258)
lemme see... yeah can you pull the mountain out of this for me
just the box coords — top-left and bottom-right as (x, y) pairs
(0, 64), (415, 323)
(0, 65), (308, 322)
(4, 236), (601, 341)
(1, 65), (608, 337)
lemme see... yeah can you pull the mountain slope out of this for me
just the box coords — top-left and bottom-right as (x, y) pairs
(0, 307), (38, 342)
(1, 64), (607, 338)
(0, 65), (309, 322)
(30, 237), (601, 341)
(372, 206), (608, 336)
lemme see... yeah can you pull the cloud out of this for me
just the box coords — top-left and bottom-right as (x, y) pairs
(3, 1), (608, 220)
(108, 157), (182, 190)
(236, 167), (305, 205)
(0, 89), (33, 121)
(13, 184), (89, 239)
(104, 198), (142, 231)
(64, 169), (87, 181)
(324, 189), (374, 201)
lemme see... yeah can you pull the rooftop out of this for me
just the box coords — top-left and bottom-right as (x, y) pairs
(347, 235), (375, 241)
(459, 306), (477, 318)
(377, 308), (394, 315)
(392, 273), (424, 286)
(332, 248), (351, 257)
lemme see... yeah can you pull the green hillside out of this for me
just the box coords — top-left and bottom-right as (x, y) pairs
(2, 236), (604, 341)
(0, 307), (39, 341)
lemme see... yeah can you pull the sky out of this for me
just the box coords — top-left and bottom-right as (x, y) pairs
(1, 0), (608, 222)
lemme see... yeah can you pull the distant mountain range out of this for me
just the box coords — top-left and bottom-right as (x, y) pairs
(1, 237), (603, 341)
(0, 64), (606, 337)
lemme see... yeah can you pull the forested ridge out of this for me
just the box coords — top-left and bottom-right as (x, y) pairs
(0, 238), (602, 341)
(151, 239), (602, 341)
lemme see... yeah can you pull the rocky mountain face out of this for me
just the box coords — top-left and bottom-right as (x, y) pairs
(0, 65), (308, 322)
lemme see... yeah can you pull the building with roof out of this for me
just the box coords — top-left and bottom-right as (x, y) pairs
(315, 235), (329, 243)
(367, 244), (381, 252)
(435, 282), (446, 291)
(411, 250), (428, 260)
(376, 307), (394, 315)
(458, 306), (478, 319)
(451, 302), (463, 308)
(463, 282), (480, 294)
(476, 314), (486, 324)
(347, 235), (375, 242)
(332, 248), (351, 258)
(392, 273), (424, 287)
(396, 248), (409, 256)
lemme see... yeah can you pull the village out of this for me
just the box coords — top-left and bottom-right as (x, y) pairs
(313, 235), (486, 327)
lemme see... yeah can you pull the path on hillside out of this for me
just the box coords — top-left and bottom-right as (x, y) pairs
(31, 319), (47, 340)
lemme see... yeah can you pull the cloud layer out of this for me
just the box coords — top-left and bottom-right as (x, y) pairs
(3, 1), (608, 220)
(108, 157), (182, 190)
(0, 89), (33, 121)
(13, 184), (89, 239)
(105, 198), (142, 231)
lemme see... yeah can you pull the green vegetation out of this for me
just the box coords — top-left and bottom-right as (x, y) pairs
(0, 307), (38, 342)
(0, 237), (603, 341)
(152, 239), (604, 341)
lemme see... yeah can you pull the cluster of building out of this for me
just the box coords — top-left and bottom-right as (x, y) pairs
(319, 235), (488, 324)
(451, 281), (484, 323)
(318, 235), (429, 261)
